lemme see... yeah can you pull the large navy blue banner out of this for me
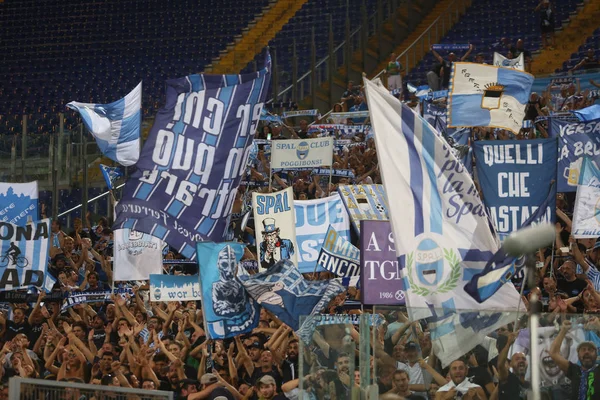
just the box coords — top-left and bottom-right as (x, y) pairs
(474, 139), (557, 241)
(549, 118), (600, 192)
(114, 53), (270, 259)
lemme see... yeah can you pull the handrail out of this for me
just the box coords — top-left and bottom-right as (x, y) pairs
(373, 0), (468, 80)
(269, 2), (388, 103)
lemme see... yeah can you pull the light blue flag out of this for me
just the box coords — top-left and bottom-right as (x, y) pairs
(572, 104), (600, 122)
(67, 82), (141, 166)
(99, 164), (123, 190)
(448, 63), (534, 134)
(197, 241), (260, 339)
(0, 182), (38, 226)
(0, 218), (54, 292)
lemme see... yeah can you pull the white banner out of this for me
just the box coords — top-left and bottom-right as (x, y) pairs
(493, 52), (525, 71)
(252, 187), (298, 270)
(149, 274), (202, 302)
(294, 194), (351, 273)
(113, 229), (164, 281)
(363, 76), (522, 366)
(271, 137), (333, 169)
(572, 158), (600, 238)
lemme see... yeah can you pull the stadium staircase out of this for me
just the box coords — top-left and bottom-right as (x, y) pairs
(532, 0), (600, 75)
(207, 0), (310, 74)
(311, 0), (440, 107)
(369, 0), (470, 82)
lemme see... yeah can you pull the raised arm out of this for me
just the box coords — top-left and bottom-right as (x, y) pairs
(548, 320), (572, 373)
(497, 331), (517, 383)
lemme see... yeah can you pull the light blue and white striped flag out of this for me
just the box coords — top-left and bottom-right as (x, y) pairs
(99, 164), (123, 190)
(447, 63), (534, 134)
(67, 82), (142, 166)
(0, 218), (54, 292)
(363, 76), (522, 366)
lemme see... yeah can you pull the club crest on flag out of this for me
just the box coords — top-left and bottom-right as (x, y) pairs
(481, 83), (505, 110)
(405, 235), (461, 296)
(296, 141), (310, 160)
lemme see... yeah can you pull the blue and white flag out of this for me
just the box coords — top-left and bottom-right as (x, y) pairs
(572, 158), (600, 238)
(0, 182), (38, 226)
(149, 274), (202, 302)
(550, 117), (600, 192)
(113, 51), (271, 259)
(100, 164), (123, 190)
(197, 242), (259, 339)
(493, 52), (525, 71)
(572, 104), (600, 122)
(0, 218), (54, 292)
(67, 82), (141, 166)
(363, 77), (521, 366)
(238, 259), (345, 331)
(260, 108), (283, 124)
(474, 139), (557, 241)
(294, 194), (351, 273)
(448, 63), (534, 134)
(317, 225), (360, 280)
(337, 185), (389, 233)
(465, 184), (556, 303)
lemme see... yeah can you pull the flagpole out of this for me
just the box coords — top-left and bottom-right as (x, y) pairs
(268, 164), (273, 193)
(327, 164), (333, 196)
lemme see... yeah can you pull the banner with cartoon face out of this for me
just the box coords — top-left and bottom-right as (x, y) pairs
(252, 187), (298, 270)
(113, 228), (164, 281)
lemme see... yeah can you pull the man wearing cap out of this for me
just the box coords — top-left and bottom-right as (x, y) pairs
(259, 218), (295, 270)
(396, 342), (432, 399)
(256, 375), (287, 400)
(549, 320), (600, 400)
(192, 373), (235, 400)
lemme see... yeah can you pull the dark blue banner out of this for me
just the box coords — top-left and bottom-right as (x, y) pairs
(549, 118), (600, 192)
(474, 139), (557, 241)
(113, 53), (271, 259)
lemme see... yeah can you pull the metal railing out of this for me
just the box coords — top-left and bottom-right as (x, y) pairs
(9, 377), (174, 400)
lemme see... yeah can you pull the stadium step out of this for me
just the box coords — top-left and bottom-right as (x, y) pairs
(208, 0), (309, 74)
(310, 0), (443, 109)
(532, 0), (600, 75)
(369, 0), (472, 82)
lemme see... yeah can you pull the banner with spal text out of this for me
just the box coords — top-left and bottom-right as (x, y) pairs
(473, 139), (557, 241)
(113, 51), (271, 260)
(294, 194), (351, 274)
(271, 137), (334, 169)
(549, 118), (600, 192)
(253, 187), (298, 270)
(0, 182), (38, 226)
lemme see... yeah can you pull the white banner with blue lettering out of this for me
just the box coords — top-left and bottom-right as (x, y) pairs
(364, 76), (522, 366)
(113, 229), (164, 281)
(113, 51), (271, 260)
(473, 139), (557, 241)
(294, 194), (350, 273)
(252, 187), (298, 270)
(271, 137), (334, 169)
(0, 218), (53, 292)
(197, 242), (259, 339)
(550, 118), (600, 192)
(572, 157), (600, 238)
(149, 274), (202, 302)
(0, 182), (38, 226)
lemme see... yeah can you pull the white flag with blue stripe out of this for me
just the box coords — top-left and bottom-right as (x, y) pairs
(0, 218), (54, 292)
(363, 77), (522, 366)
(67, 82), (142, 166)
(447, 63), (534, 134)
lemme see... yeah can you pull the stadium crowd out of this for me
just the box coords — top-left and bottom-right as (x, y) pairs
(1, 9), (600, 400)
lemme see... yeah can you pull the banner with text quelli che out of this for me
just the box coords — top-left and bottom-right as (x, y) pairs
(473, 139), (557, 241)
(113, 54), (271, 259)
